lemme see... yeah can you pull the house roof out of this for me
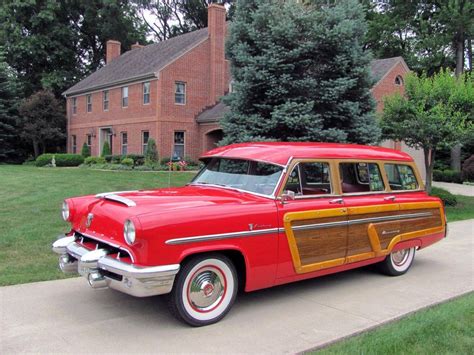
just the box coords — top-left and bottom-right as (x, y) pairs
(200, 142), (413, 166)
(63, 28), (209, 96)
(370, 56), (407, 82)
(196, 102), (230, 123)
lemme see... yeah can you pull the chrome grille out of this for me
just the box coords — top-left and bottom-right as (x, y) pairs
(73, 231), (133, 263)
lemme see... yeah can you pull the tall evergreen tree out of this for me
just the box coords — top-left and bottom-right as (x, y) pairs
(0, 48), (21, 163)
(221, 0), (379, 145)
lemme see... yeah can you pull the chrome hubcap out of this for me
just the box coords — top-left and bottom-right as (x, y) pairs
(188, 267), (225, 312)
(392, 249), (409, 266)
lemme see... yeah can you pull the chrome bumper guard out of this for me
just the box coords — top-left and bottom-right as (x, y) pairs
(52, 235), (180, 297)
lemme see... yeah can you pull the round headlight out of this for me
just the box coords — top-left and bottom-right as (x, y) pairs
(62, 201), (70, 221)
(124, 219), (136, 245)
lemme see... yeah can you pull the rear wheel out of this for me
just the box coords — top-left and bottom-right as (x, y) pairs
(378, 247), (416, 276)
(168, 254), (238, 326)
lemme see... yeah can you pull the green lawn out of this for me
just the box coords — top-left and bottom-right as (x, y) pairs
(445, 194), (474, 222)
(316, 292), (474, 354)
(0, 165), (194, 286)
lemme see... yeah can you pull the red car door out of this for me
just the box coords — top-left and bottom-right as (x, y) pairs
(276, 160), (348, 278)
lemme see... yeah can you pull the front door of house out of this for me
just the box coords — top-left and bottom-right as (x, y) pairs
(100, 128), (113, 156)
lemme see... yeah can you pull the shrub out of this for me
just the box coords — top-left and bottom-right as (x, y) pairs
(36, 154), (84, 167)
(125, 154), (145, 166)
(432, 169), (463, 183)
(461, 155), (474, 182)
(81, 143), (91, 158)
(101, 141), (111, 157)
(84, 156), (106, 165)
(430, 187), (457, 206)
(145, 138), (159, 165)
(121, 158), (134, 167)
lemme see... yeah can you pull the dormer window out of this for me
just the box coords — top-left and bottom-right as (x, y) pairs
(395, 75), (404, 86)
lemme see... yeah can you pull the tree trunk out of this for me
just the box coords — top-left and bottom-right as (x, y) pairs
(450, 144), (462, 171)
(455, 38), (464, 77)
(32, 139), (40, 158)
(451, 37), (464, 171)
(468, 37), (472, 72)
(424, 147), (435, 194)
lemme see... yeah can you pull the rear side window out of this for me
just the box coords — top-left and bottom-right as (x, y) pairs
(384, 164), (419, 191)
(284, 162), (332, 196)
(340, 162), (385, 193)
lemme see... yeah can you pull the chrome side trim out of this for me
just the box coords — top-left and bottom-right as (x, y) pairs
(165, 211), (433, 245)
(165, 228), (280, 245)
(292, 212), (433, 233)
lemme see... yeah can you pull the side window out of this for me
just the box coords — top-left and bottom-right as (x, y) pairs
(284, 162), (332, 196)
(384, 164), (419, 191)
(340, 162), (385, 193)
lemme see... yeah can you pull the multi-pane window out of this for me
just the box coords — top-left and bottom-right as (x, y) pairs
(86, 94), (92, 112)
(175, 82), (186, 104)
(340, 162), (385, 193)
(284, 162), (332, 196)
(72, 97), (77, 115)
(121, 132), (128, 155)
(71, 135), (77, 154)
(384, 164), (418, 190)
(103, 90), (109, 111)
(143, 82), (150, 104)
(173, 131), (185, 159)
(122, 86), (128, 107)
(86, 134), (92, 148)
(142, 131), (149, 154)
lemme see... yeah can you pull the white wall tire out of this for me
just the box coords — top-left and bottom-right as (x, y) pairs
(169, 254), (238, 326)
(378, 247), (416, 276)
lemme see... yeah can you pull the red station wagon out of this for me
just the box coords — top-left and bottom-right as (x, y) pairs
(53, 143), (447, 326)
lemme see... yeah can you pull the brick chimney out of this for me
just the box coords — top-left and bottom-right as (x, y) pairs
(131, 42), (144, 50)
(208, 3), (226, 105)
(106, 40), (121, 64)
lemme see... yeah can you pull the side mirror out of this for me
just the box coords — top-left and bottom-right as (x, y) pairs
(281, 190), (295, 202)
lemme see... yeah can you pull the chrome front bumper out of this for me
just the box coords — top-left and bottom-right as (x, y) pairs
(52, 235), (180, 297)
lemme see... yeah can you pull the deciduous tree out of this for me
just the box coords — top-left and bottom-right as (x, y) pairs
(18, 90), (66, 158)
(380, 70), (474, 192)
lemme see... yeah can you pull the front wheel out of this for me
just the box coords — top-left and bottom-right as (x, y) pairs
(378, 247), (416, 276)
(168, 254), (238, 326)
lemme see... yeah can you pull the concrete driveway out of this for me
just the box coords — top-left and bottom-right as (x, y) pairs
(1, 220), (473, 354)
(433, 181), (474, 196)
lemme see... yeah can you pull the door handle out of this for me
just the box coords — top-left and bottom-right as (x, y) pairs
(329, 198), (344, 204)
(384, 195), (396, 201)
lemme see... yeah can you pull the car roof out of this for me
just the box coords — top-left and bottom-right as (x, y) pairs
(200, 142), (413, 166)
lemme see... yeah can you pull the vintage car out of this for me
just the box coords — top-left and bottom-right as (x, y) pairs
(53, 143), (446, 326)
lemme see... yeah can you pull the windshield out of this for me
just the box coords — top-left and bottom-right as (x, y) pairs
(191, 158), (284, 196)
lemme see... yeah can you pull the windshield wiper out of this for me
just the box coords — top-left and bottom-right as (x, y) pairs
(189, 182), (242, 192)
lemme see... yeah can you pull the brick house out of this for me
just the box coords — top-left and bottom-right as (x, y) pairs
(64, 4), (422, 175)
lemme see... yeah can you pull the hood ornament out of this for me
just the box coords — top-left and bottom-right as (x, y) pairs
(86, 213), (94, 228)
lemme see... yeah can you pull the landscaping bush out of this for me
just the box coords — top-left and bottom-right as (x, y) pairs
(430, 187), (457, 206)
(84, 156), (106, 165)
(145, 138), (159, 165)
(104, 155), (122, 164)
(101, 141), (111, 157)
(81, 143), (91, 158)
(36, 154), (84, 167)
(121, 158), (134, 167)
(125, 154), (145, 166)
(461, 155), (474, 182)
(432, 169), (463, 183)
